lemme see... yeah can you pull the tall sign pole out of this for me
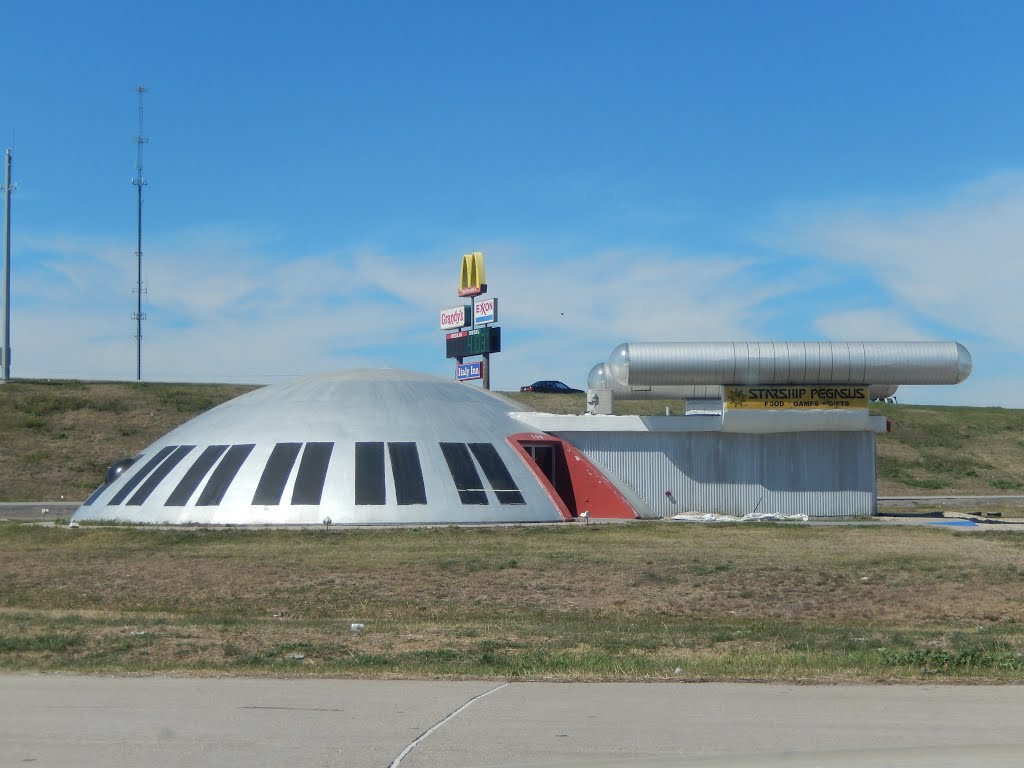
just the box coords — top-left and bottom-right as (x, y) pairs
(1, 148), (12, 382)
(471, 290), (498, 390)
(443, 252), (500, 389)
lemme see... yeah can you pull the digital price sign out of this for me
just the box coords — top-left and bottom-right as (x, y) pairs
(446, 326), (501, 359)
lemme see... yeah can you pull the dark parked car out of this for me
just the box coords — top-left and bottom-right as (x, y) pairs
(520, 380), (584, 394)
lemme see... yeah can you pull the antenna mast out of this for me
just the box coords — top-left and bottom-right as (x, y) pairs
(131, 85), (148, 381)
(1, 148), (12, 382)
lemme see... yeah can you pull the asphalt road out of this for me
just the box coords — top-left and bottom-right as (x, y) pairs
(2, 676), (1022, 768)
(878, 495), (1024, 508)
(0, 502), (79, 521)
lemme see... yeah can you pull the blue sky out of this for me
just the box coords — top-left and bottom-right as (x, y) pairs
(5, 1), (1024, 405)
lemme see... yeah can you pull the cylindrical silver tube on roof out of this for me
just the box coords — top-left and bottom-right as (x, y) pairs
(869, 384), (899, 400)
(608, 342), (972, 387)
(587, 363), (723, 400)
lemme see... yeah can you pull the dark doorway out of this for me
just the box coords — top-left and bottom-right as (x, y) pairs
(510, 434), (637, 520)
(518, 441), (576, 517)
(524, 444), (556, 485)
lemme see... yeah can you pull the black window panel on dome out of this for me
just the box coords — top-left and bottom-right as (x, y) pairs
(81, 483), (106, 507)
(439, 442), (488, 505)
(291, 442), (333, 505)
(165, 445), (229, 506)
(252, 442), (302, 506)
(196, 444), (255, 506)
(355, 442), (386, 505)
(127, 445), (195, 506)
(108, 446), (176, 505)
(389, 442), (427, 505)
(469, 443), (525, 505)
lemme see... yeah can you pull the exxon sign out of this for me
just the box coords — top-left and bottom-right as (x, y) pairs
(440, 305), (471, 331)
(473, 297), (498, 325)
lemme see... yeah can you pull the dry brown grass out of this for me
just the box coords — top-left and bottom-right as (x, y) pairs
(2, 523), (1023, 680)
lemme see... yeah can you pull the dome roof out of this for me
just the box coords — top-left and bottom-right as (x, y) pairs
(73, 369), (571, 525)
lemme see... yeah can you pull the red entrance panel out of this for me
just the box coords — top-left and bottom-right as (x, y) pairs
(508, 433), (637, 520)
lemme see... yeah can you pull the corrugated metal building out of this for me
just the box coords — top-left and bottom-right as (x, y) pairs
(528, 340), (973, 519)
(513, 412), (883, 518)
(557, 430), (875, 518)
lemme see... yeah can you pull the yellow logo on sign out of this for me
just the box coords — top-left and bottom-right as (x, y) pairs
(458, 252), (487, 297)
(724, 385), (869, 410)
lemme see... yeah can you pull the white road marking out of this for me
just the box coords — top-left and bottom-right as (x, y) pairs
(387, 682), (510, 767)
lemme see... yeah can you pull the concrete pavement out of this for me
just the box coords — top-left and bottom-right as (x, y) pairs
(2, 675), (1023, 767)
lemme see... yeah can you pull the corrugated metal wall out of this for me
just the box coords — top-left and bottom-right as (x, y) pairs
(558, 430), (876, 518)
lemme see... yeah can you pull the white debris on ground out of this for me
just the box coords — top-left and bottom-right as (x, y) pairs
(671, 512), (810, 523)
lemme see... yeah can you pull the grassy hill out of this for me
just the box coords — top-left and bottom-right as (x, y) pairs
(0, 380), (258, 502)
(2, 379), (1023, 501)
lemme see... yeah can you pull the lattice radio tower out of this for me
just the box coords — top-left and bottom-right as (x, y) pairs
(131, 85), (148, 381)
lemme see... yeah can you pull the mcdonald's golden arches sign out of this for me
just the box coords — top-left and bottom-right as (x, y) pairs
(458, 252), (487, 297)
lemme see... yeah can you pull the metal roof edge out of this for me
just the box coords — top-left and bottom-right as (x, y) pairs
(509, 411), (888, 434)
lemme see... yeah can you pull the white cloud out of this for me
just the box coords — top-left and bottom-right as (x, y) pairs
(13, 180), (1024, 409)
(814, 308), (929, 341)
(776, 173), (1024, 351)
(769, 172), (1024, 406)
(7, 228), (791, 388)
(465, 244), (794, 389)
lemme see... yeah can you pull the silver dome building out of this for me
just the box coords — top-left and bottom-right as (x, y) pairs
(72, 369), (637, 525)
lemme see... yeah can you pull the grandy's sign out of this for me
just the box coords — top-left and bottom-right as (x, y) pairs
(440, 305), (472, 331)
(725, 385), (869, 410)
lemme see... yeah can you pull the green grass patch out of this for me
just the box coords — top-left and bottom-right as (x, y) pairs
(0, 632), (85, 653)
(882, 645), (1024, 673)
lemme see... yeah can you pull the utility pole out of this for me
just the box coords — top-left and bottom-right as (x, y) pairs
(131, 85), (148, 381)
(2, 148), (12, 382)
